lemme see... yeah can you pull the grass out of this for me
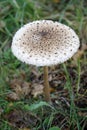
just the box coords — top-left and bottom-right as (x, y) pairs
(0, 0), (87, 130)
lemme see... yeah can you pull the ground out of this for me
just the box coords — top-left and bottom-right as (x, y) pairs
(0, 0), (87, 130)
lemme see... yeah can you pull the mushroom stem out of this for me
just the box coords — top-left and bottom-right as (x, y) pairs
(43, 66), (51, 102)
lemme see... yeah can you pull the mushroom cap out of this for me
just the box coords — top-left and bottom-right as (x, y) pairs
(11, 20), (80, 66)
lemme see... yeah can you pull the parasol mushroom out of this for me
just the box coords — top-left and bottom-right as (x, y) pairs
(11, 20), (80, 102)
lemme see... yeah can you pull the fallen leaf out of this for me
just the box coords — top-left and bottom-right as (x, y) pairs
(14, 84), (23, 97)
(22, 82), (31, 96)
(7, 79), (31, 101)
(10, 79), (22, 89)
(13, 81), (31, 98)
(31, 83), (44, 97)
(7, 92), (20, 101)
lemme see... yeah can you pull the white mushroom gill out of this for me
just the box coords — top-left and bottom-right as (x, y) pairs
(12, 20), (80, 66)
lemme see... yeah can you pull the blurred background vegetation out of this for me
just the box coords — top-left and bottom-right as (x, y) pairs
(0, 0), (87, 130)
